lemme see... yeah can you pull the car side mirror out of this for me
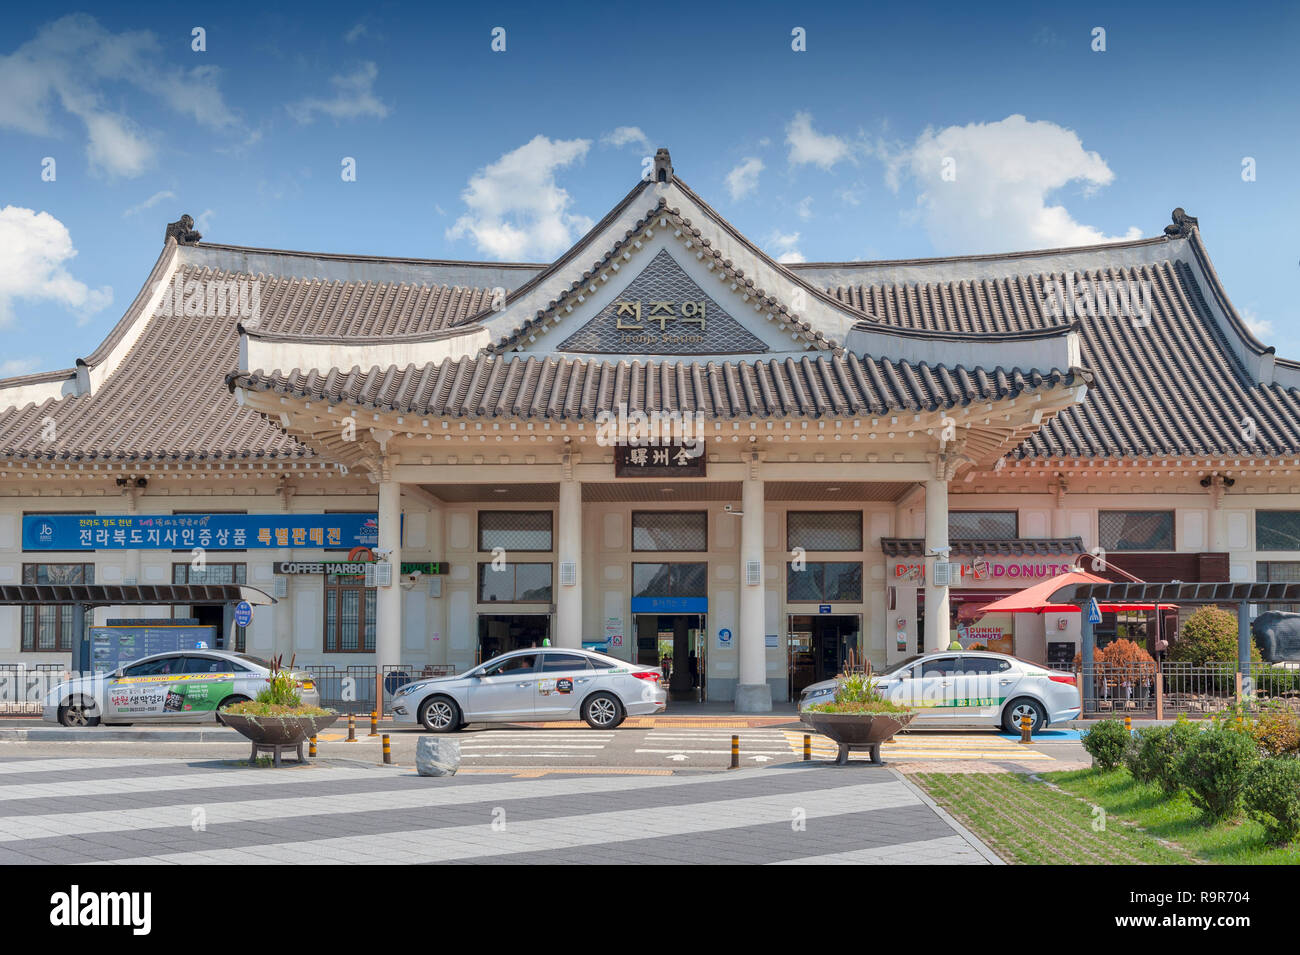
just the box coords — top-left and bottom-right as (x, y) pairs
(113, 668), (124, 678)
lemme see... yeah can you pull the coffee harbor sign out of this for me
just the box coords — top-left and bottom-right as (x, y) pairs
(893, 558), (1080, 584)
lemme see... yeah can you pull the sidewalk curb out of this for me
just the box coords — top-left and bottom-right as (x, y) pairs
(892, 770), (1007, 865)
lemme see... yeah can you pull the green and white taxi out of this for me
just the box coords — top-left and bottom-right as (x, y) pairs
(42, 650), (321, 727)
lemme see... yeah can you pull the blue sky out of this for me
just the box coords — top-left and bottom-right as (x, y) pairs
(2, 0), (1298, 375)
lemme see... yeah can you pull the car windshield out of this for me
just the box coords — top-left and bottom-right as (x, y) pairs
(876, 656), (922, 678)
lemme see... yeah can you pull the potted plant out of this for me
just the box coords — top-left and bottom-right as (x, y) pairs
(801, 667), (915, 765)
(219, 655), (338, 766)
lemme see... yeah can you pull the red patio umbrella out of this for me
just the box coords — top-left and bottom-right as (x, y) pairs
(975, 570), (1175, 615)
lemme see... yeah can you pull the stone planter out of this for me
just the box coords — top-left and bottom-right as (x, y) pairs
(801, 710), (915, 765)
(219, 711), (339, 766)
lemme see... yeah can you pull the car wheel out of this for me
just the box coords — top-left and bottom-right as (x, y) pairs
(419, 696), (461, 733)
(1003, 697), (1046, 734)
(216, 695), (251, 725)
(582, 692), (623, 729)
(58, 696), (100, 727)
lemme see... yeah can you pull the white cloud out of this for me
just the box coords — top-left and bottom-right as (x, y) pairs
(344, 23), (369, 44)
(194, 209), (215, 235)
(0, 357), (41, 377)
(287, 62), (390, 124)
(446, 136), (594, 260)
(768, 230), (806, 264)
(786, 111), (851, 170)
(601, 126), (649, 149)
(725, 157), (764, 200)
(1239, 306), (1273, 340)
(796, 196), (814, 220)
(0, 14), (240, 178)
(0, 206), (112, 327)
(122, 190), (176, 218)
(887, 114), (1141, 253)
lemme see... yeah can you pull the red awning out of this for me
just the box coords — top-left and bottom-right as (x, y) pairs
(975, 570), (1176, 615)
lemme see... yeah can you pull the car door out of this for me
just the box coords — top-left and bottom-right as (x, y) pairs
(466, 653), (539, 721)
(109, 655), (185, 722)
(940, 656), (1009, 724)
(176, 655), (242, 721)
(908, 655), (964, 723)
(535, 652), (592, 718)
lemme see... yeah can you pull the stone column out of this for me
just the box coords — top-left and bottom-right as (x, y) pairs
(736, 462), (771, 712)
(923, 478), (951, 654)
(376, 470), (402, 706)
(1209, 476), (1227, 553)
(555, 467), (582, 648)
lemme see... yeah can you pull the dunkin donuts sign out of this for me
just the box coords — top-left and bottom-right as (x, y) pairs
(893, 557), (1077, 584)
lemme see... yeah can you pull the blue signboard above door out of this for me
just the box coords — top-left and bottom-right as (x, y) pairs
(630, 596), (708, 614)
(22, 513), (381, 551)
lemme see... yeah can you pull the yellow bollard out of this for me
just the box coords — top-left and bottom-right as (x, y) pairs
(369, 710), (378, 737)
(1019, 714), (1032, 744)
(308, 736), (317, 758)
(382, 734), (392, 765)
(1124, 714), (1132, 734)
(803, 734), (811, 762)
(730, 734), (740, 769)
(346, 713), (356, 742)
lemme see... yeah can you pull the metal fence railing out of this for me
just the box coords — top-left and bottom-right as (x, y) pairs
(303, 663), (458, 715)
(1080, 661), (1300, 719)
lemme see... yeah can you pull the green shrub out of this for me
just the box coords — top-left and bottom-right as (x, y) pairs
(807, 669), (910, 715)
(1244, 758), (1300, 845)
(1125, 725), (1170, 786)
(1170, 606), (1261, 666)
(255, 669), (301, 708)
(1082, 719), (1129, 770)
(1252, 704), (1300, 757)
(1175, 725), (1260, 821)
(1156, 718), (1203, 795)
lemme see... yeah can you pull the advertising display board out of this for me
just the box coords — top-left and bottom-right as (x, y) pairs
(87, 623), (219, 673)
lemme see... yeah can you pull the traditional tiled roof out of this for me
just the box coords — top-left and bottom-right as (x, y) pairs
(0, 300), (308, 463)
(880, 538), (1087, 558)
(1, 183), (1296, 465)
(820, 248), (1300, 458)
(230, 353), (1082, 420)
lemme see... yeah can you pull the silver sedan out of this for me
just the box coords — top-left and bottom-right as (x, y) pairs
(799, 650), (1080, 733)
(42, 650), (322, 726)
(391, 648), (668, 731)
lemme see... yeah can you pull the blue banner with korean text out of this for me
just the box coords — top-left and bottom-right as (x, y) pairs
(22, 513), (380, 551)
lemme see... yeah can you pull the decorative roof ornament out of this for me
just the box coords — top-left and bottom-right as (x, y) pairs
(652, 147), (673, 183)
(165, 214), (202, 245)
(1163, 207), (1198, 238)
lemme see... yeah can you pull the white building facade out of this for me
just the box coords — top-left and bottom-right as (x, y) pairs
(4, 155), (1300, 710)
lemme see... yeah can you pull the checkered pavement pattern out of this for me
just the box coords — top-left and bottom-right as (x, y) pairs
(0, 756), (998, 865)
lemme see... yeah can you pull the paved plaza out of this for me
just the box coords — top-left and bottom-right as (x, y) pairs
(0, 753), (1001, 865)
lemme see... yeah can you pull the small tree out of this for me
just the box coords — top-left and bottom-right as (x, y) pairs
(1170, 605), (1261, 666)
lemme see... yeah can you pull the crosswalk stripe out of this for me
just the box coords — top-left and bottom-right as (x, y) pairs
(0, 765), (384, 803)
(97, 778), (919, 866)
(0, 757), (172, 776)
(0, 763), (798, 842)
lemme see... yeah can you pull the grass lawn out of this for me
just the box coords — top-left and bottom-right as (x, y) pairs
(913, 769), (1300, 865)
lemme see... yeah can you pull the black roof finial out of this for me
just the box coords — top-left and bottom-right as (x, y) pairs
(165, 214), (202, 246)
(1164, 208), (1198, 238)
